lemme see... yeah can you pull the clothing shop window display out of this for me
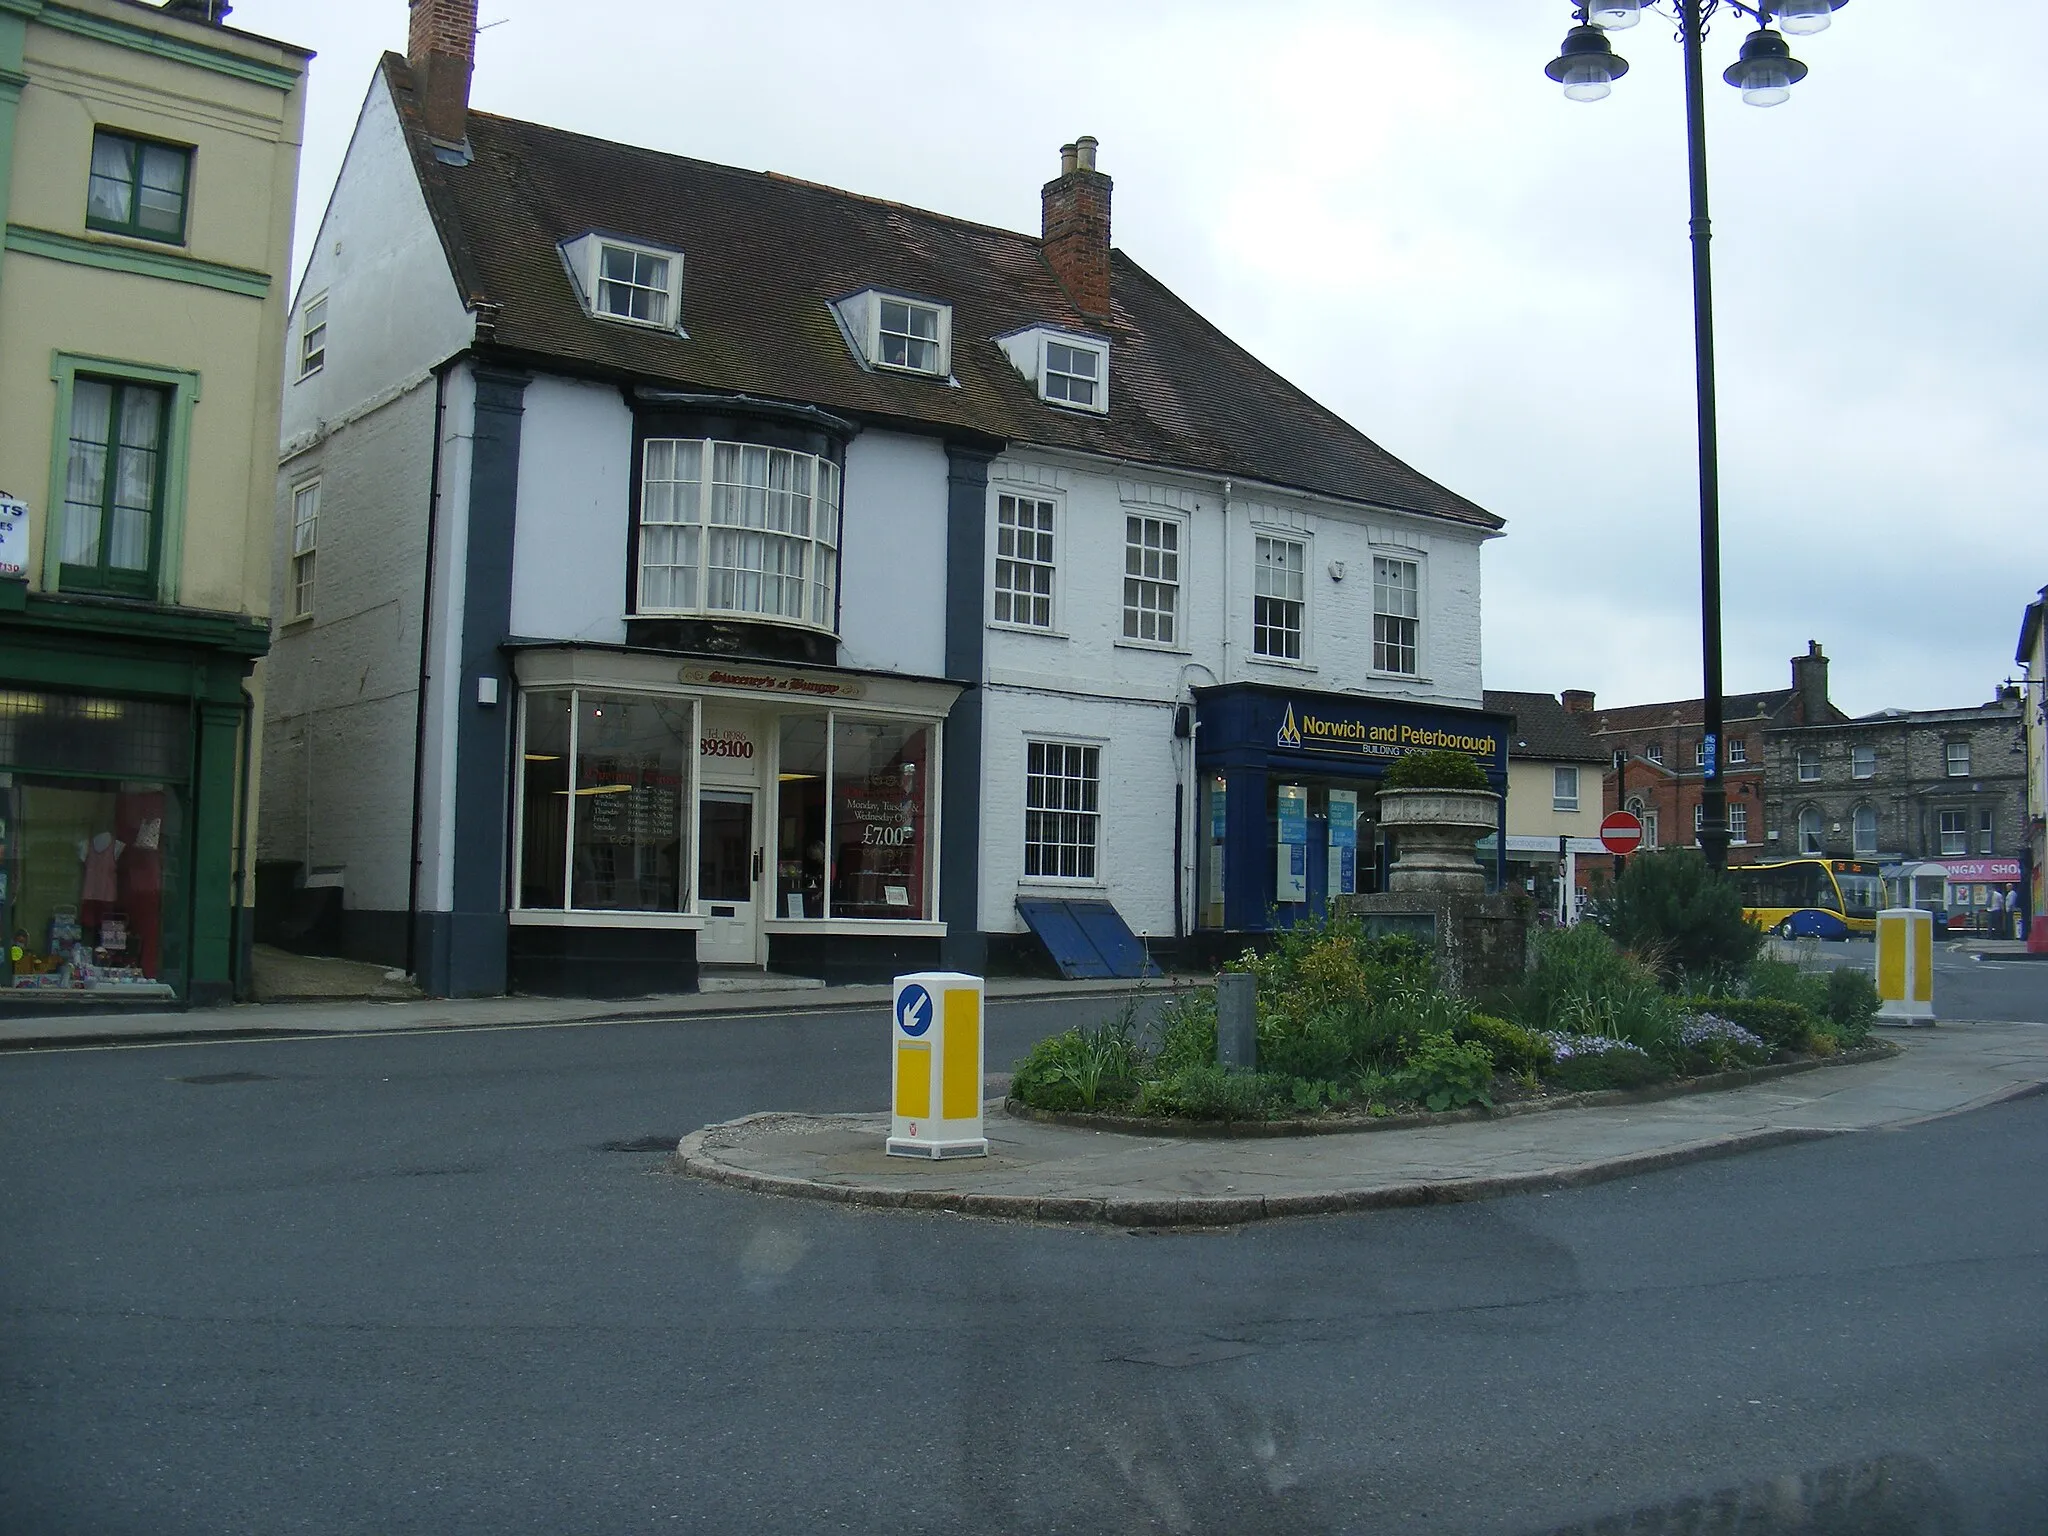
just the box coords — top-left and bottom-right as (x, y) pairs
(0, 774), (178, 995)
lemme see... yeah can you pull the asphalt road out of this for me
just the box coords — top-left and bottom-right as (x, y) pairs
(2, 1001), (2044, 1535)
(1803, 938), (2047, 1023)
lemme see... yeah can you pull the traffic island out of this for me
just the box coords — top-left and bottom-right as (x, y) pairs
(670, 1025), (2048, 1228)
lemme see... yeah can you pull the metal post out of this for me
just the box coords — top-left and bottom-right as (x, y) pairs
(1216, 972), (1256, 1072)
(1681, 0), (1729, 874)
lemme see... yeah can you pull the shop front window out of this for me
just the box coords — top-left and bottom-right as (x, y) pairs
(830, 718), (930, 919)
(1, 690), (187, 996)
(515, 690), (694, 912)
(776, 716), (829, 918)
(3, 775), (182, 996)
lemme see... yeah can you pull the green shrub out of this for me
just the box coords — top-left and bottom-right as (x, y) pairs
(1507, 923), (1682, 1057)
(1138, 1063), (1286, 1122)
(1678, 995), (1813, 1053)
(1596, 849), (1763, 988)
(1457, 1013), (1555, 1073)
(1011, 1007), (1142, 1111)
(1546, 1048), (1673, 1092)
(1822, 966), (1880, 1044)
(1148, 991), (1217, 1076)
(1383, 749), (1490, 792)
(1389, 1030), (1494, 1112)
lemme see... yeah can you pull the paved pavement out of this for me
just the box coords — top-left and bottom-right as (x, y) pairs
(0, 973), (1182, 1049)
(679, 1021), (2048, 1227)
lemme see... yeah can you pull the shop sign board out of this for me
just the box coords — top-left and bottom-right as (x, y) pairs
(679, 664), (866, 700)
(1269, 699), (1505, 775)
(1939, 857), (2022, 883)
(0, 493), (28, 578)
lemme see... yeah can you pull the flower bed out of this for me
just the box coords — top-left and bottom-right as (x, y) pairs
(1008, 911), (1886, 1126)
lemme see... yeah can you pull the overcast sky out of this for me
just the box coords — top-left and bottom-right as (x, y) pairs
(232, 0), (2046, 718)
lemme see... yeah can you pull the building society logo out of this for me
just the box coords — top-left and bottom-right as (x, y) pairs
(1276, 703), (1302, 749)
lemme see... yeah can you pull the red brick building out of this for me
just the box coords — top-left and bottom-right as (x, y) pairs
(1564, 642), (1847, 874)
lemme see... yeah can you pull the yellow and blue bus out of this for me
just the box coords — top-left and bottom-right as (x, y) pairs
(1734, 858), (1884, 940)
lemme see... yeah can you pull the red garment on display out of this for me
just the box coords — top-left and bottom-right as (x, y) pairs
(113, 792), (165, 978)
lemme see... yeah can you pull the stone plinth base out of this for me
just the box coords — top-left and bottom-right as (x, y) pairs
(1334, 891), (1528, 996)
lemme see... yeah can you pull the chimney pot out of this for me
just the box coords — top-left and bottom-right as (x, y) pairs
(408, 0), (478, 148)
(1041, 134), (1112, 320)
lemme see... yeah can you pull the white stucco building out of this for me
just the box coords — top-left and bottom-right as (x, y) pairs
(260, 0), (1508, 996)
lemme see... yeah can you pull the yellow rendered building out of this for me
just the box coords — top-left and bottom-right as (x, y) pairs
(0, 0), (307, 1004)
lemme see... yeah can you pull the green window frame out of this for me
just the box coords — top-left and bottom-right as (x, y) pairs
(85, 128), (192, 244)
(44, 353), (201, 604)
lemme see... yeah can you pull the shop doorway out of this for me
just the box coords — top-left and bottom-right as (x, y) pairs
(696, 789), (759, 965)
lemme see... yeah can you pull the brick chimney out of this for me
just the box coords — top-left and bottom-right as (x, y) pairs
(408, 0), (477, 148)
(1561, 689), (1595, 714)
(1041, 135), (1112, 320)
(1790, 640), (1830, 724)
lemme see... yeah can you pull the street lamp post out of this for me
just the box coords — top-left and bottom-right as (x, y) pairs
(1546, 0), (1848, 875)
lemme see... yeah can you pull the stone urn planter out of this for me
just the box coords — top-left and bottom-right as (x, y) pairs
(1375, 787), (1500, 893)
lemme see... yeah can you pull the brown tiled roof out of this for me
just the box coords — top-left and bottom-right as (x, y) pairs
(1484, 690), (1607, 763)
(382, 55), (1501, 532)
(1586, 689), (1802, 735)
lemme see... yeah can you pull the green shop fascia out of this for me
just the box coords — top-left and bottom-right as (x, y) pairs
(0, 580), (264, 1006)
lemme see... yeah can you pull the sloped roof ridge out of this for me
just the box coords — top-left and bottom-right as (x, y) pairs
(1109, 249), (1496, 527)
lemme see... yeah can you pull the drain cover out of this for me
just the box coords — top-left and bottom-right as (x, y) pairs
(599, 1136), (679, 1153)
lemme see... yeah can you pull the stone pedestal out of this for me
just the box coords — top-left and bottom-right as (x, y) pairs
(1334, 891), (1528, 997)
(1375, 788), (1499, 893)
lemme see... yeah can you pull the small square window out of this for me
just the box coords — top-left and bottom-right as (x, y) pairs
(1944, 741), (1970, 777)
(1797, 747), (1821, 782)
(876, 298), (944, 374)
(598, 245), (671, 325)
(87, 130), (190, 243)
(1938, 810), (1967, 856)
(1552, 766), (1578, 812)
(1043, 339), (1103, 409)
(298, 294), (327, 380)
(1727, 738), (1747, 764)
(1646, 743), (1664, 765)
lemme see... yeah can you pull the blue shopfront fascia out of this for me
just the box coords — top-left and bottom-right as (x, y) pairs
(1192, 682), (1512, 932)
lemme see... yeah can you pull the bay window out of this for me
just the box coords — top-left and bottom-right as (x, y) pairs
(636, 438), (841, 629)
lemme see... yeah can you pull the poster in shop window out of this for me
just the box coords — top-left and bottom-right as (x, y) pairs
(1275, 784), (1308, 904)
(1328, 789), (1358, 896)
(0, 494), (28, 578)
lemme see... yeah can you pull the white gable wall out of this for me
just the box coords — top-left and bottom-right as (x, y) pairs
(280, 71), (474, 451)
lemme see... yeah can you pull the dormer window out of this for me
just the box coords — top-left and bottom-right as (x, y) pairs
(1044, 341), (1100, 407)
(560, 233), (684, 332)
(996, 326), (1110, 415)
(834, 290), (952, 376)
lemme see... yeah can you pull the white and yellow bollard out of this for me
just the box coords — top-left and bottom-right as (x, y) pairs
(1875, 907), (1934, 1022)
(887, 971), (987, 1158)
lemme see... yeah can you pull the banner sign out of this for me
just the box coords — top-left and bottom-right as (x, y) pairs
(1939, 857), (2022, 882)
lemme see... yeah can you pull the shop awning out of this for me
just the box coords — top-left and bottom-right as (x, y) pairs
(1016, 898), (1163, 980)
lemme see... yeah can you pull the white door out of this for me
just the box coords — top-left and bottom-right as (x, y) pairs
(696, 789), (759, 965)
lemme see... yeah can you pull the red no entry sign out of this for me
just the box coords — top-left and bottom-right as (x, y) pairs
(1600, 811), (1644, 856)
